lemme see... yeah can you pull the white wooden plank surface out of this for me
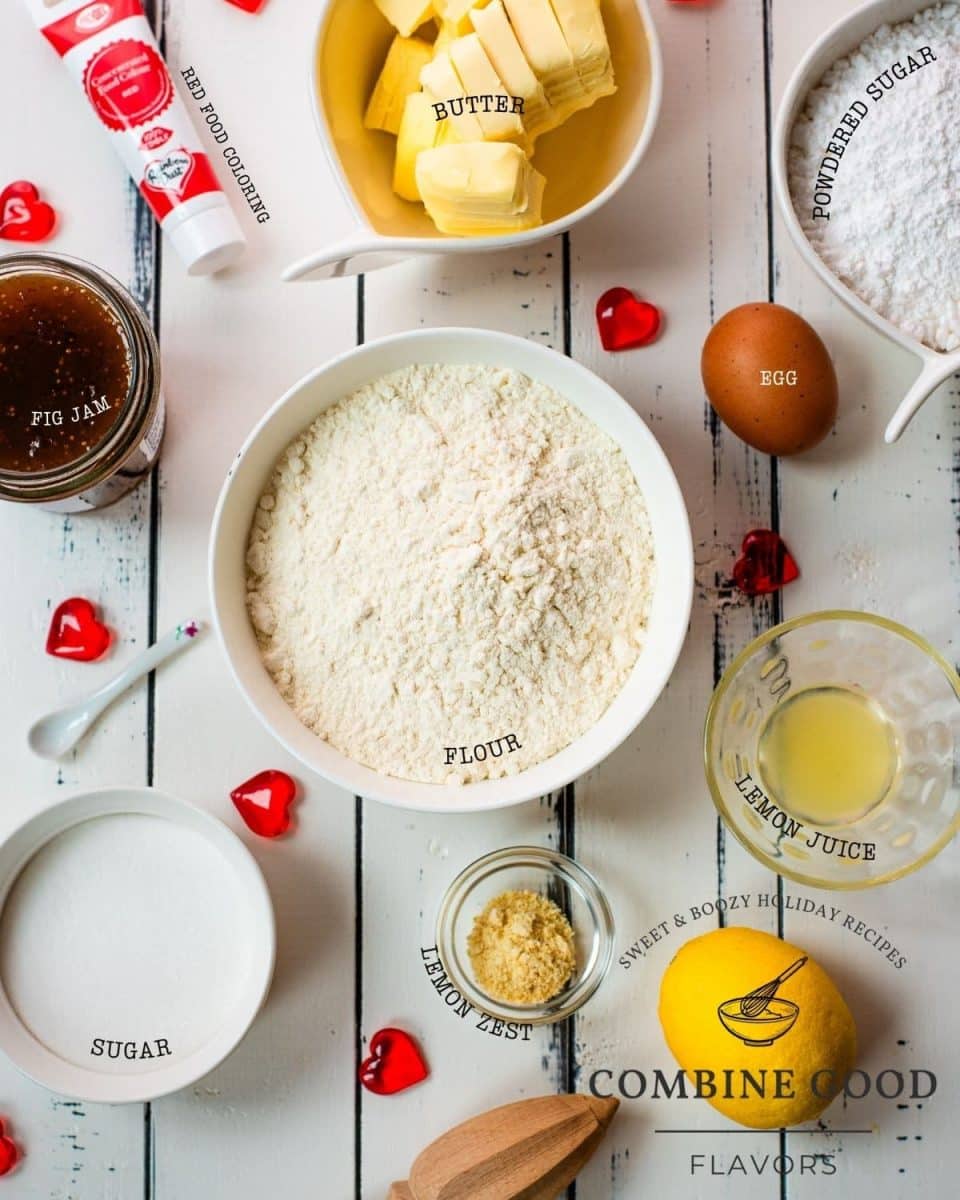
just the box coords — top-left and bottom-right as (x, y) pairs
(146, 4), (359, 1199)
(357, 241), (571, 1198)
(0, 0), (957, 1195)
(0, 2), (157, 1195)
(572, 2), (780, 1193)
(769, 3), (960, 1195)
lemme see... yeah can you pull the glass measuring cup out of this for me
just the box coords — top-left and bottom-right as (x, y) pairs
(704, 612), (960, 889)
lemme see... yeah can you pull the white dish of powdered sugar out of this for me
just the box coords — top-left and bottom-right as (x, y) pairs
(774, 0), (960, 442)
(210, 329), (693, 813)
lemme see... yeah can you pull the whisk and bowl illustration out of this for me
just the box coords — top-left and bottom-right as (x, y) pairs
(717, 956), (807, 1047)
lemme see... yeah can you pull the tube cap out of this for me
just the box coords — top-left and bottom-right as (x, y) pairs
(167, 201), (247, 276)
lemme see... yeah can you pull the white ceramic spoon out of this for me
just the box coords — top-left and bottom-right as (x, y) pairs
(28, 619), (204, 760)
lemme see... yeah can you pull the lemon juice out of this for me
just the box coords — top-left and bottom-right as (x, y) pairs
(757, 686), (900, 826)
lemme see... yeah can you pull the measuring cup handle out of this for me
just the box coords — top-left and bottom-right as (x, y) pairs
(885, 356), (959, 444)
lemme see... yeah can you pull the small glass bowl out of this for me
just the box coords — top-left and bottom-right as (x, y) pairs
(436, 846), (615, 1025)
(705, 611), (960, 889)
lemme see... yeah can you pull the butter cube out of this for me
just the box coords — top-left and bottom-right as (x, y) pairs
(434, 20), (458, 51)
(434, 0), (490, 36)
(500, 0), (585, 114)
(448, 34), (527, 147)
(416, 142), (546, 235)
(365, 35), (435, 135)
(435, 116), (462, 145)
(394, 92), (440, 201)
(548, 0), (616, 96)
(420, 50), (486, 142)
(470, 0), (555, 139)
(374, 0), (436, 38)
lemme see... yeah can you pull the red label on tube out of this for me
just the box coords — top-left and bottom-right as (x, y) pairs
(82, 38), (174, 130)
(139, 150), (222, 218)
(42, 0), (144, 56)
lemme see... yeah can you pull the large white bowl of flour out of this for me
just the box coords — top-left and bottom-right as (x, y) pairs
(210, 328), (692, 813)
(774, 0), (960, 442)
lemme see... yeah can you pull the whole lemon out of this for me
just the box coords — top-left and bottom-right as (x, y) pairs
(658, 927), (856, 1128)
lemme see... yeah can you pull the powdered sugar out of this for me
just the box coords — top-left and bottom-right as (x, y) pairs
(246, 364), (655, 785)
(789, 2), (960, 352)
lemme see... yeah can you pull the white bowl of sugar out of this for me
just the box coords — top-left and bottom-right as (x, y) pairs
(0, 788), (275, 1102)
(773, 0), (960, 443)
(209, 328), (692, 813)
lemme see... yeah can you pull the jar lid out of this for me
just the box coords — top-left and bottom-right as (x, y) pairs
(0, 788), (274, 1102)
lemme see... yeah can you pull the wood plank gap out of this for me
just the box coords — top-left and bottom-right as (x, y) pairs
(558, 793), (577, 1200)
(764, 7), (789, 1198)
(707, 2), (728, 932)
(560, 227), (575, 1197)
(762, 0), (777, 304)
(354, 796), (365, 1200)
(762, 0), (786, 950)
(144, 1102), (155, 1200)
(779, 1127), (788, 1200)
(134, 6), (164, 1198)
(354, 271), (365, 1200)
(763, 0), (784, 583)
(357, 275), (366, 347)
(134, 0), (164, 794)
(556, 781), (576, 863)
(140, 195), (163, 792)
(553, 781), (578, 1113)
(561, 232), (572, 358)
(716, 815), (727, 930)
(145, 457), (162, 788)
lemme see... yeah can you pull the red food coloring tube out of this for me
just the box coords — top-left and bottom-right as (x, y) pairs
(23, 0), (245, 274)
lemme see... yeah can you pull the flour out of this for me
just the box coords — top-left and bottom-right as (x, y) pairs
(789, 2), (960, 352)
(246, 364), (655, 785)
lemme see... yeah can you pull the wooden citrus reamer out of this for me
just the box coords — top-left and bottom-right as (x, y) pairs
(387, 1093), (619, 1199)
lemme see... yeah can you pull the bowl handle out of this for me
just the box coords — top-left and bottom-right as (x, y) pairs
(282, 235), (421, 281)
(885, 356), (959, 444)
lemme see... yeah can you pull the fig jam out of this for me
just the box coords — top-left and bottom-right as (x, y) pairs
(0, 272), (129, 472)
(0, 254), (163, 511)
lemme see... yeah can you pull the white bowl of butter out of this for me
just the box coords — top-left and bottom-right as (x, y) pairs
(209, 328), (692, 812)
(284, 0), (662, 280)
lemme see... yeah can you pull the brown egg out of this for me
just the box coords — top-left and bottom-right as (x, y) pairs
(701, 303), (838, 455)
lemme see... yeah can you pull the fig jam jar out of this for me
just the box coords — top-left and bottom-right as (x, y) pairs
(0, 253), (163, 511)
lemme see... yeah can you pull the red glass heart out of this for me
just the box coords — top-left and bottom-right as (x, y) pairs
(0, 181), (57, 242)
(224, 0), (269, 11)
(733, 529), (800, 597)
(46, 597), (111, 661)
(0, 1120), (19, 1177)
(359, 1028), (429, 1096)
(231, 770), (297, 838)
(596, 287), (662, 351)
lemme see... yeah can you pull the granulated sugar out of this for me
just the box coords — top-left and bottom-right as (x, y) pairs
(789, 2), (960, 351)
(246, 364), (655, 785)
